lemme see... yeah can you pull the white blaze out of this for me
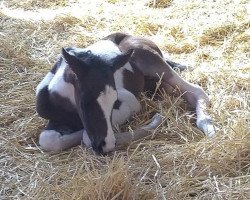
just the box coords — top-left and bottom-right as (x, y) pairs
(96, 85), (117, 153)
(48, 60), (76, 106)
(36, 72), (54, 95)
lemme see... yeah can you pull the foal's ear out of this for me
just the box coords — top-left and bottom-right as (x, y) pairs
(62, 48), (88, 76)
(111, 49), (134, 72)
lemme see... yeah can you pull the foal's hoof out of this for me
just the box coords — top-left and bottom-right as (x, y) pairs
(197, 118), (216, 138)
(165, 58), (188, 72)
(173, 63), (187, 72)
(203, 124), (216, 138)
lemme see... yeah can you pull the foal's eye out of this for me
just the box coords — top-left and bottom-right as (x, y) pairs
(77, 50), (92, 59)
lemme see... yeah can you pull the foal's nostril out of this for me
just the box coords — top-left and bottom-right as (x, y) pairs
(92, 140), (106, 155)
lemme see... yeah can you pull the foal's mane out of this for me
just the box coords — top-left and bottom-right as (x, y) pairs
(76, 50), (115, 70)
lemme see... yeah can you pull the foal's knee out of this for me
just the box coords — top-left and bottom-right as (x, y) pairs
(183, 84), (210, 108)
(193, 84), (209, 102)
(39, 130), (63, 152)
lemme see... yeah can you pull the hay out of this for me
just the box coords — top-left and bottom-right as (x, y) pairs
(1, 0), (250, 199)
(146, 0), (173, 8)
(3, 0), (68, 10)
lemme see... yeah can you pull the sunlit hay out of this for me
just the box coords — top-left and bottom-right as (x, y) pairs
(136, 20), (163, 36)
(41, 14), (94, 48)
(51, 15), (81, 31)
(148, 124), (250, 199)
(169, 26), (185, 39)
(227, 25), (250, 57)
(199, 23), (237, 46)
(163, 41), (196, 54)
(110, 15), (163, 36)
(51, 155), (140, 199)
(4, 0), (68, 10)
(106, 0), (120, 4)
(233, 23), (250, 44)
(1, 0), (250, 199)
(196, 50), (213, 62)
(158, 25), (199, 54)
(146, 0), (173, 8)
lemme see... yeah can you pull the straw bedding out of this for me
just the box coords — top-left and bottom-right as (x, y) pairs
(0, 0), (249, 199)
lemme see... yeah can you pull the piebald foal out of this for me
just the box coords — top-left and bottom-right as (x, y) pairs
(36, 33), (215, 154)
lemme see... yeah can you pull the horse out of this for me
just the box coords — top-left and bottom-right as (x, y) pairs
(36, 32), (215, 155)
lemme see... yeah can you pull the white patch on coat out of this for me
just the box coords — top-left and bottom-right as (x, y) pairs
(82, 130), (92, 147)
(123, 62), (133, 72)
(96, 85), (117, 153)
(36, 72), (54, 96)
(86, 40), (121, 60)
(112, 88), (141, 125)
(69, 40), (121, 61)
(114, 62), (134, 89)
(48, 60), (76, 106)
(39, 130), (63, 152)
(39, 129), (83, 152)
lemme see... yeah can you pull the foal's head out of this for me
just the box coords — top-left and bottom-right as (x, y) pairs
(62, 47), (133, 154)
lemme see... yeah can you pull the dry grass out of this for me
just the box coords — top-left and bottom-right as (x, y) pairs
(0, 0), (249, 199)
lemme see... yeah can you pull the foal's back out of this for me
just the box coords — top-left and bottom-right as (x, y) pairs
(105, 33), (171, 94)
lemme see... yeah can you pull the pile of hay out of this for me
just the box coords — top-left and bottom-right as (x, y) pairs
(1, 0), (249, 199)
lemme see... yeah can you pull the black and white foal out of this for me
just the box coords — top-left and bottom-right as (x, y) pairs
(36, 33), (215, 154)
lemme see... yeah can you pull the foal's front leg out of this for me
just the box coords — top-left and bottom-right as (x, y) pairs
(133, 49), (215, 137)
(163, 73), (215, 137)
(39, 122), (91, 152)
(165, 58), (187, 72)
(39, 129), (82, 152)
(162, 66), (215, 137)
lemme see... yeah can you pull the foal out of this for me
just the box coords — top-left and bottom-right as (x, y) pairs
(36, 32), (215, 154)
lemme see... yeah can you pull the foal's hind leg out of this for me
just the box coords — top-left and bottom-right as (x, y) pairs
(39, 121), (91, 152)
(133, 49), (215, 137)
(165, 58), (187, 72)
